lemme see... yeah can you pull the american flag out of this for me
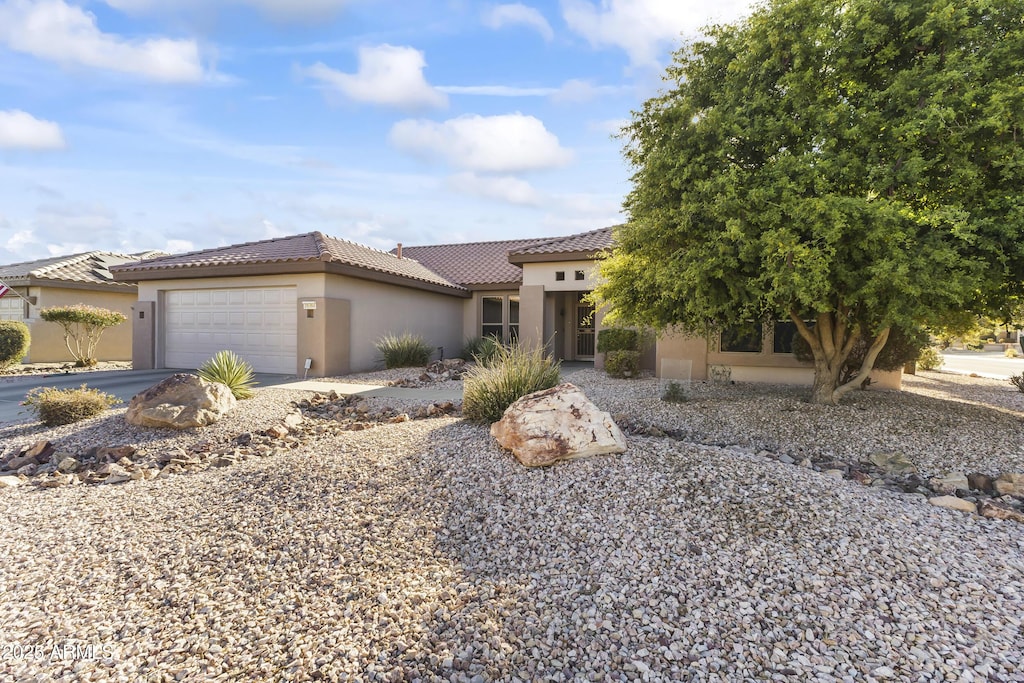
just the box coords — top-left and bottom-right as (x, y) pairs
(0, 282), (10, 300)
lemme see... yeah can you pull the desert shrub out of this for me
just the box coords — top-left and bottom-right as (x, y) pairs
(376, 332), (433, 369)
(605, 349), (640, 378)
(22, 384), (120, 426)
(0, 320), (30, 369)
(198, 350), (257, 399)
(1011, 374), (1024, 393)
(661, 380), (687, 403)
(463, 342), (561, 424)
(917, 346), (944, 371)
(461, 336), (501, 365)
(39, 304), (127, 367)
(1005, 347), (1019, 358)
(597, 327), (639, 353)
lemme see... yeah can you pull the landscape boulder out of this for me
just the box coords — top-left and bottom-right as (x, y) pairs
(490, 383), (626, 467)
(994, 473), (1024, 496)
(125, 374), (236, 430)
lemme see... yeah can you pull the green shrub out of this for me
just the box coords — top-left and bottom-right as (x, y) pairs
(39, 304), (127, 367)
(22, 384), (120, 426)
(605, 349), (640, 378)
(198, 350), (257, 399)
(661, 381), (687, 403)
(1005, 347), (1019, 358)
(463, 342), (561, 423)
(461, 336), (501, 365)
(597, 327), (640, 353)
(0, 320), (30, 369)
(376, 332), (433, 369)
(917, 346), (944, 371)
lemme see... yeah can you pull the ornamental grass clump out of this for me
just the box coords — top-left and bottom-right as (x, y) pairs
(463, 342), (561, 424)
(0, 320), (30, 369)
(22, 384), (120, 426)
(376, 332), (433, 369)
(461, 336), (501, 365)
(198, 350), (257, 399)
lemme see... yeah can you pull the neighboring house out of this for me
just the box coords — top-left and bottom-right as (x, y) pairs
(0, 251), (163, 363)
(112, 227), (894, 387)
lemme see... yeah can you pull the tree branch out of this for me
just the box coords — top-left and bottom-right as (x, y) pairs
(833, 327), (891, 402)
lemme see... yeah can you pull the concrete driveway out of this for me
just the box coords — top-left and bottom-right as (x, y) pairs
(939, 349), (1024, 380)
(0, 369), (295, 425)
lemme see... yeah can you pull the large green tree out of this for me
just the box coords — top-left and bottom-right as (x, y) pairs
(597, 0), (1024, 404)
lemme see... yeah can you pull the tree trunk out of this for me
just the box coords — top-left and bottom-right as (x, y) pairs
(791, 309), (891, 405)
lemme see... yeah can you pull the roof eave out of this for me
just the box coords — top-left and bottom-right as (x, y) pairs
(507, 249), (609, 265)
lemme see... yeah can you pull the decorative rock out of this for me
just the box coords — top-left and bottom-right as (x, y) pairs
(0, 476), (23, 488)
(993, 473), (1024, 496)
(869, 451), (917, 475)
(102, 464), (133, 485)
(967, 472), (996, 494)
(930, 472), (969, 495)
(490, 383), (626, 467)
(125, 374), (237, 429)
(928, 496), (977, 513)
(4, 441), (56, 471)
(283, 410), (303, 430)
(825, 469), (845, 480)
(86, 445), (137, 464)
(16, 463), (38, 477)
(57, 457), (80, 473)
(266, 425), (289, 439)
(978, 499), (1024, 523)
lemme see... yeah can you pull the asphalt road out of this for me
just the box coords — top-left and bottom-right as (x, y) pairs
(0, 369), (294, 425)
(939, 349), (1024, 380)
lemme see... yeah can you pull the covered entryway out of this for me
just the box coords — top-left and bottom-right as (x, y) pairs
(164, 287), (297, 373)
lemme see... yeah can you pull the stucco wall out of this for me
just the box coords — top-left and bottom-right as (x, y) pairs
(323, 275), (464, 372)
(521, 260), (597, 291)
(25, 286), (136, 363)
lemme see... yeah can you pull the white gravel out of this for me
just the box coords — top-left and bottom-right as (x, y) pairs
(0, 368), (1022, 681)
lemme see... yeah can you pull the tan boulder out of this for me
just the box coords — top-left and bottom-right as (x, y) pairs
(490, 383), (626, 467)
(994, 473), (1024, 496)
(125, 374), (236, 430)
(928, 495), (977, 514)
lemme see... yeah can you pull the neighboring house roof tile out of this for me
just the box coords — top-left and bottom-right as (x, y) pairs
(507, 226), (616, 262)
(111, 231), (466, 294)
(0, 251), (165, 289)
(396, 237), (550, 288)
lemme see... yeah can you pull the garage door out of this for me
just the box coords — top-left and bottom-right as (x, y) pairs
(164, 288), (297, 374)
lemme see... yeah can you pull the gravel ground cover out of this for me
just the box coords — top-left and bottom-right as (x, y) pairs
(1, 369), (1022, 681)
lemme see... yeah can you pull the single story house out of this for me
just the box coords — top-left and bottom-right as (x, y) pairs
(0, 250), (163, 363)
(111, 228), (899, 388)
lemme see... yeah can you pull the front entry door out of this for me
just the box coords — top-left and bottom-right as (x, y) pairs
(575, 293), (595, 359)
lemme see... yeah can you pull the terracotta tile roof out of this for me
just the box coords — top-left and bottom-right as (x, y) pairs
(507, 226), (616, 261)
(0, 251), (164, 289)
(396, 237), (548, 288)
(111, 231), (466, 293)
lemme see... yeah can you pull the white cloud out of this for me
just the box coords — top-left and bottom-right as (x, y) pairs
(447, 172), (544, 206)
(483, 3), (554, 41)
(0, 110), (65, 150)
(550, 78), (627, 103)
(561, 0), (753, 67)
(300, 45), (447, 110)
(103, 0), (353, 21)
(389, 113), (573, 173)
(0, 0), (207, 83)
(589, 117), (630, 135)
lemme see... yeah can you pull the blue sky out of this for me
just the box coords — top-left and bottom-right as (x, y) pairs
(0, 0), (754, 262)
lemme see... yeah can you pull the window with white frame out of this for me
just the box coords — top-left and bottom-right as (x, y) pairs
(481, 294), (520, 343)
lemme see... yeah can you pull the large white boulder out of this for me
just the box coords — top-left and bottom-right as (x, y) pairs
(126, 373), (237, 430)
(490, 383), (626, 467)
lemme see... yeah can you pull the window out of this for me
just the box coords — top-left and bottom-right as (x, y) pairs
(721, 322), (763, 353)
(575, 270), (585, 281)
(482, 296), (504, 340)
(509, 296), (520, 342)
(555, 271), (565, 281)
(773, 321), (798, 354)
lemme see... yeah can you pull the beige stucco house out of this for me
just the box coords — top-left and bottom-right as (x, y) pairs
(113, 227), (893, 386)
(0, 251), (162, 363)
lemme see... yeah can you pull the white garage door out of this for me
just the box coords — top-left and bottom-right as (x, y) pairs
(164, 287), (297, 374)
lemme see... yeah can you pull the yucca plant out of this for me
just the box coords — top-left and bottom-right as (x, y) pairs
(463, 342), (561, 424)
(22, 384), (121, 426)
(376, 332), (433, 369)
(198, 350), (257, 399)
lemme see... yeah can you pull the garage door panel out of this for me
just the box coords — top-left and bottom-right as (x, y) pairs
(165, 287), (296, 374)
